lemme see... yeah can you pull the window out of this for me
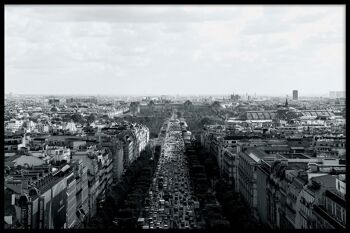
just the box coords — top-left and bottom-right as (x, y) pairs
(327, 200), (334, 214)
(335, 204), (342, 221)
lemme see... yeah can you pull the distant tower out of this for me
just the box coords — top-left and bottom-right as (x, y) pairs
(293, 90), (298, 100)
(285, 98), (289, 107)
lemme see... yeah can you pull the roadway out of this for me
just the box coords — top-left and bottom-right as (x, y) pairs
(139, 112), (201, 229)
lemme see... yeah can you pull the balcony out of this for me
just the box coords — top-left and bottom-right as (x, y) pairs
(325, 190), (345, 208)
(285, 204), (296, 224)
(313, 205), (345, 229)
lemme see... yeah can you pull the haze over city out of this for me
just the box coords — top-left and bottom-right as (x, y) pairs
(5, 5), (345, 96)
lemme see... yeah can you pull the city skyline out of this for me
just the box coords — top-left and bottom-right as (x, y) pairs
(5, 5), (345, 96)
(4, 91), (344, 98)
(3, 4), (347, 230)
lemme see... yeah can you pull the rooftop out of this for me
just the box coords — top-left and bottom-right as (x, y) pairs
(239, 111), (277, 121)
(245, 148), (272, 162)
(310, 174), (336, 188)
(281, 153), (311, 159)
(301, 110), (334, 117)
(13, 155), (45, 167)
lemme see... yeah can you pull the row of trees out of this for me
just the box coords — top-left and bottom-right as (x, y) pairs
(215, 180), (263, 229)
(117, 113), (171, 139)
(113, 146), (160, 229)
(180, 105), (224, 133)
(185, 142), (230, 229)
(39, 113), (98, 125)
(88, 146), (159, 229)
(192, 144), (262, 229)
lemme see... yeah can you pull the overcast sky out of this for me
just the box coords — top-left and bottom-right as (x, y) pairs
(5, 5), (345, 96)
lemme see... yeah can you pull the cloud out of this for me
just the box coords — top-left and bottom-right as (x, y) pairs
(242, 21), (294, 35)
(283, 5), (340, 24)
(15, 5), (241, 23)
(5, 5), (345, 95)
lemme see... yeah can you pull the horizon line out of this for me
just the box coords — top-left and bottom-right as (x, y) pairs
(5, 93), (340, 97)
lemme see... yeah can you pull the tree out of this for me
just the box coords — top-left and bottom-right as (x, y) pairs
(201, 117), (215, 126)
(215, 180), (226, 200)
(184, 100), (192, 106)
(52, 117), (62, 122)
(176, 111), (182, 118)
(211, 101), (221, 108)
(71, 113), (85, 124)
(62, 115), (72, 122)
(102, 114), (109, 120)
(29, 117), (38, 123)
(148, 100), (155, 106)
(222, 191), (235, 204)
(87, 113), (97, 123)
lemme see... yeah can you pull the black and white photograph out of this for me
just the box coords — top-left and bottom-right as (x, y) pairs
(4, 4), (346, 230)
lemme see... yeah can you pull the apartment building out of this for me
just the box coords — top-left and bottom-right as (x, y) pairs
(312, 175), (346, 229)
(5, 165), (74, 229)
(6, 119), (24, 132)
(4, 135), (24, 152)
(238, 148), (282, 220)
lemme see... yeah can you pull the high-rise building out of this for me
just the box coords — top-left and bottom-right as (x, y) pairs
(293, 90), (298, 100)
